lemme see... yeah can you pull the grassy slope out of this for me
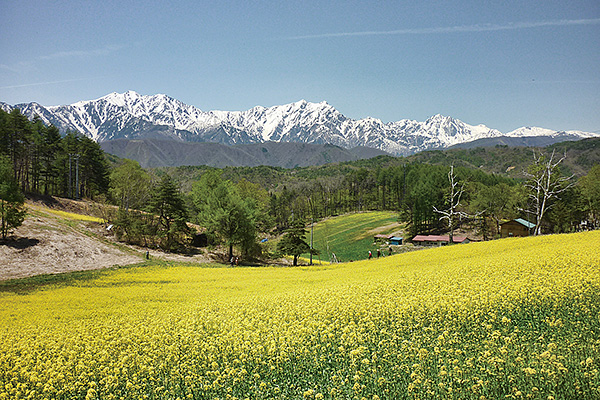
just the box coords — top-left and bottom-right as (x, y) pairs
(302, 211), (402, 263)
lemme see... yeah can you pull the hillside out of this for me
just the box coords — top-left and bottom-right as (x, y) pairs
(0, 197), (220, 281)
(448, 134), (586, 149)
(0, 199), (141, 280)
(100, 139), (391, 168)
(406, 136), (600, 178)
(299, 212), (404, 263)
(154, 137), (600, 198)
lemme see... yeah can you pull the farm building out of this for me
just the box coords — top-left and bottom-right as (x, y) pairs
(412, 235), (471, 246)
(389, 236), (403, 245)
(500, 218), (534, 238)
(374, 234), (393, 242)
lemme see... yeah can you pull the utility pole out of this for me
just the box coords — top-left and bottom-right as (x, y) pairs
(75, 154), (80, 199)
(68, 153), (80, 199)
(68, 154), (72, 198)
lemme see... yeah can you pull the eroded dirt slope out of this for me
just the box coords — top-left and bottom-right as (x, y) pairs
(0, 203), (142, 281)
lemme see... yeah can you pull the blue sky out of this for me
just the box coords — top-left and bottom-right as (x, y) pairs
(1, 0), (599, 133)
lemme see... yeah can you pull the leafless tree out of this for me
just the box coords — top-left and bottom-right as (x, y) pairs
(433, 165), (479, 244)
(523, 149), (574, 235)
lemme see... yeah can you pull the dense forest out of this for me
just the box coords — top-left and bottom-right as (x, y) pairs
(0, 109), (110, 199)
(2, 108), (599, 257)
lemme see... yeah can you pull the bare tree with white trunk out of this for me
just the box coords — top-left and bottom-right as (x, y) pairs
(523, 149), (574, 235)
(433, 165), (477, 244)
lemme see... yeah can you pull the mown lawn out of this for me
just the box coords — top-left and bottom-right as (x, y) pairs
(303, 211), (402, 263)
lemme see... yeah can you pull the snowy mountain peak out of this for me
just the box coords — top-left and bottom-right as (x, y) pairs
(4, 91), (599, 156)
(426, 113), (449, 123)
(88, 90), (141, 106)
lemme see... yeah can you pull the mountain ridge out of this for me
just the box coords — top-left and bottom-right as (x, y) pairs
(99, 139), (391, 168)
(2, 91), (598, 156)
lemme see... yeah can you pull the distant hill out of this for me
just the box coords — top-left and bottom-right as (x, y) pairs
(408, 137), (600, 178)
(448, 134), (585, 149)
(100, 139), (392, 168)
(152, 137), (600, 194)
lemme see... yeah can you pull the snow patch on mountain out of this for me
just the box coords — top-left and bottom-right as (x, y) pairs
(4, 92), (599, 156)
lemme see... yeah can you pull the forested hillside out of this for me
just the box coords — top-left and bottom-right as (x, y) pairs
(2, 108), (600, 259)
(408, 137), (600, 178)
(0, 109), (109, 199)
(100, 139), (390, 168)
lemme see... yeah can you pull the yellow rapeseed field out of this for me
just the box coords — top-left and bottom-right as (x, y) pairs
(1, 231), (599, 399)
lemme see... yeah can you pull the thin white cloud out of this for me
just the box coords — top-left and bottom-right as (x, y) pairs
(0, 77), (100, 90)
(0, 61), (36, 74)
(39, 44), (127, 60)
(285, 18), (600, 40)
(0, 44), (127, 78)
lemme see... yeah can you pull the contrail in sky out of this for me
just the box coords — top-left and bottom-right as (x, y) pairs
(0, 77), (98, 90)
(285, 18), (600, 40)
(39, 44), (127, 60)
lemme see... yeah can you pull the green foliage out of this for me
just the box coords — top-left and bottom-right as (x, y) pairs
(0, 155), (26, 239)
(109, 159), (151, 210)
(547, 186), (584, 233)
(276, 218), (313, 266)
(578, 164), (600, 226)
(192, 171), (257, 259)
(235, 178), (272, 232)
(113, 208), (156, 247)
(469, 182), (519, 239)
(147, 175), (191, 251)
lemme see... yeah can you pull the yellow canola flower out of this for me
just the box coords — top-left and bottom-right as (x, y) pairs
(0, 231), (599, 399)
(28, 204), (106, 223)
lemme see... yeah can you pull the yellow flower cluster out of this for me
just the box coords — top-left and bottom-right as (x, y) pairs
(1, 231), (599, 399)
(28, 205), (105, 223)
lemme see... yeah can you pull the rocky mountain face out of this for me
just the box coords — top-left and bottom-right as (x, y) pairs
(2, 91), (597, 156)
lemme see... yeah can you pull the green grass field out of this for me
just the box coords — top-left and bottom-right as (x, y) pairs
(302, 211), (402, 263)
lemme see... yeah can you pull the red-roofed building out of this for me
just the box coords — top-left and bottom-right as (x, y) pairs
(412, 235), (472, 246)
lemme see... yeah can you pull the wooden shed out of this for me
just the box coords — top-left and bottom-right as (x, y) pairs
(500, 218), (534, 238)
(389, 236), (403, 245)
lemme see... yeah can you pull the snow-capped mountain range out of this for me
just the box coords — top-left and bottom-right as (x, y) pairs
(2, 91), (597, 156)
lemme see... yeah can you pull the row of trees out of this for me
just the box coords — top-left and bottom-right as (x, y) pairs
(0, 109), (110, 198)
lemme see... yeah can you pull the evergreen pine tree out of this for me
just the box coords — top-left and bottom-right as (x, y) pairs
(0, 155), (26, 240)
(276, 218), (315, 266)
(147, 175), (190, 251)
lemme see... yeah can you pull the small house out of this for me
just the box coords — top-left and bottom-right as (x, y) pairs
(389, 236), (403, 245)
(412, 235), (471, 246)
(500, 219), (534, 238)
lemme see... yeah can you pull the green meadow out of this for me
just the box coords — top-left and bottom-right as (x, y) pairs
(303, 211), (402, 263)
